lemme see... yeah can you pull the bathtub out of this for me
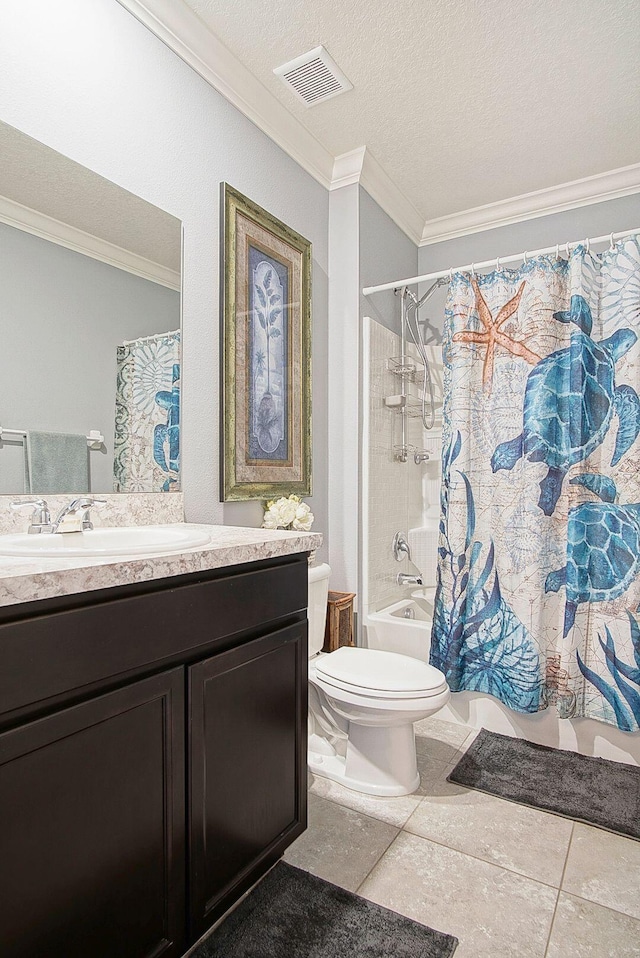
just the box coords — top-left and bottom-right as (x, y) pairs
(363, 592), (640, 766)
(364, 593), (434, 661)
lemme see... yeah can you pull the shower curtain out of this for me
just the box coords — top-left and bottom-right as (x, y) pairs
(431, 237), (640, 731)
(113, 331), (180, 492)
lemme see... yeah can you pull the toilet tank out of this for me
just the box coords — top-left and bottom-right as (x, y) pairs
(307, 562), (331, 657)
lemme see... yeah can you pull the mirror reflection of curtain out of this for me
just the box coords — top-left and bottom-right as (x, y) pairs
(113, 331), (180, 493)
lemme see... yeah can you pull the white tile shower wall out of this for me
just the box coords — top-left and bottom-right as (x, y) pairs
(367, 320), (405, 612)
(366, 319), (442, 613)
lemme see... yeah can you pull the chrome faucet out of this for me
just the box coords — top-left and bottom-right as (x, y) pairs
(397, 572), (424, 586)
(52, 497), (107, 533)
(11, 498), (53, 534)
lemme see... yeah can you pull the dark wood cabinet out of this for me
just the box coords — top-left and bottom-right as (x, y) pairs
(189, 622), (307, 937)
(0, 670), (185, 958)
(0, 553), (308, 958)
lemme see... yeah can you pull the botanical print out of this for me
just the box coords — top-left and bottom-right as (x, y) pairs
(249, 249), (289, 460)
(113, 331), (180, 493)
(221, 184), (311, 500)
(432, 237), (640, 731)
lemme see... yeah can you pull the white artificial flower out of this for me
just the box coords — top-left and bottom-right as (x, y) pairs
(272, 496), (298, 527)
(261, 508), (280, 529)
(262, 494), (313, 531)
(292, 502), (314, 531)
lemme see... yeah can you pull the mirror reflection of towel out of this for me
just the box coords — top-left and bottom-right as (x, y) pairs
(26, 431), (89, 494)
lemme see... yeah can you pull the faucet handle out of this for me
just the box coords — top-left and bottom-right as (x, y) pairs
(65, 497), (107, 531)
(393, 532), (412, 562)
(10, 498), (52, 534)
(80, 498), (107, 531)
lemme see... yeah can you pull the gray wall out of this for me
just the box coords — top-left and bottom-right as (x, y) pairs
(360, 187), (418, 335)
(0, 223), (179, 493)
(0, 1), (329, 557)
(417, 193), (640, 336)
(325, 184), (418, 599)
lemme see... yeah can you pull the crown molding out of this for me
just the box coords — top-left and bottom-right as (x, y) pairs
(360, 149), (424, 245)
(330, 147), (366, 190)
(117, 0), (640, 253)
(330, 147), (424, 244)
(420, 162), (640, 246)
(116, 0), (335, 188)
(117, 0), (426, 244)
(0, 195), (181, 290)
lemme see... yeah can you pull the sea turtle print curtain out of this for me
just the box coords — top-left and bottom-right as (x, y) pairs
(113, 331), (180, 493)
(431, 237), (640, 731)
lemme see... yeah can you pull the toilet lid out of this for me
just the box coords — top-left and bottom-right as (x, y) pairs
(314, 647), (447, 698)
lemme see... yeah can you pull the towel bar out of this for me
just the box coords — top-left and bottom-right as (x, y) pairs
(0, 427), (104, 449)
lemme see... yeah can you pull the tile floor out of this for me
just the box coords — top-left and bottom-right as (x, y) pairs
(284, 717), (640, 958)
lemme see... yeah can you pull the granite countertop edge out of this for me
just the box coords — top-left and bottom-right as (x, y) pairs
(0, 524), (323, 608)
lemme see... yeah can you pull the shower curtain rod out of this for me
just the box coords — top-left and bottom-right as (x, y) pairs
(121, 329), (180, 345)
(362, 227), (640, 297)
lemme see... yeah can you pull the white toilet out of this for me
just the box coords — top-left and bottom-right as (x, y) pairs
(307, 563), (449, 797)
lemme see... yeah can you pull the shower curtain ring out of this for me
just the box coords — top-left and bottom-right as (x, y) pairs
(565, 242), (570, 258)
(609, 232), (615, 249)
(555, 244), (559, 260)
(523, 251), (528, 266)
(585, 237), (590, 253)
(471, 263), (476, 278)
(496, 255), (501, 270)
(449, 268), (454, 283)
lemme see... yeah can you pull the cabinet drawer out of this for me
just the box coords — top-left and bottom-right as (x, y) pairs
(0, 556), (307, 724)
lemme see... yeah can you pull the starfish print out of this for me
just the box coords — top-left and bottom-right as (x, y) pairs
(453, 278), (541, 394)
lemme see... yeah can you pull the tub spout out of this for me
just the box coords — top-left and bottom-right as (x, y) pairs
(397, 572), (423, 586)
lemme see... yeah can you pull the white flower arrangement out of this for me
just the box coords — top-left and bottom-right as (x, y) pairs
(262, 494), (314, 532)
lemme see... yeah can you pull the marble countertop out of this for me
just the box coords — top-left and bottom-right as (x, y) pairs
(0, 524), (323, 608)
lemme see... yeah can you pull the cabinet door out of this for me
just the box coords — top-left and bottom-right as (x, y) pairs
(189, 622), (307, 938)
(0, 670), (185, 958)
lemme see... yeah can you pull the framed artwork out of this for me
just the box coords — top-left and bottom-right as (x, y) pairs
(220, 183), (312, 501)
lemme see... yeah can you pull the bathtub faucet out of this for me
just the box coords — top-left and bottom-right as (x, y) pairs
(397, 572), (423, 586)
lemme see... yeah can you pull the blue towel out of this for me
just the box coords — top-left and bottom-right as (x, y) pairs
(26, 431), (89, 494)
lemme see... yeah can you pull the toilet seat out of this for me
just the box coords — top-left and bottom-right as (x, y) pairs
(314, 647), (447, 700)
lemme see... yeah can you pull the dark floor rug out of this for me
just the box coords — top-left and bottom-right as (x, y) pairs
(449, 728), (640, 840)
(191, 862), (458, 958)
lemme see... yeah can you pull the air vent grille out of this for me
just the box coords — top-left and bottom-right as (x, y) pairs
(274, 46), (352, 107)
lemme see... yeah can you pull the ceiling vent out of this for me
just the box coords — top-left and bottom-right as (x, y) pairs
(274, 46), (352, 107)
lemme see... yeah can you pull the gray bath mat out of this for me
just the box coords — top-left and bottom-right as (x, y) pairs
(191, 862), (458, 957)
(449, 728), (640, 840)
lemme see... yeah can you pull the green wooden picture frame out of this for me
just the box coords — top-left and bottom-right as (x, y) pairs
(220, 184), (312, 501)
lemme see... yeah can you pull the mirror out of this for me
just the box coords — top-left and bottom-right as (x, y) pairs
(0, 120), (182, 495)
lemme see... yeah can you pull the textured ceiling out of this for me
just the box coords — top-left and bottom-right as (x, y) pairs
(184, 0), (640, 221)
(0, 121), (181, 271)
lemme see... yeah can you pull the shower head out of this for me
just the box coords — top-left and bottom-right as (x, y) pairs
(416, 276), (449, 309)
(393, 276), (448, 310)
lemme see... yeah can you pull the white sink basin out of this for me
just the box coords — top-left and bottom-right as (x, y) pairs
(0, 525), (211, 558)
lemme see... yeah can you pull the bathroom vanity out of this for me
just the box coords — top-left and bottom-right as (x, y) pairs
(0, 526), (320, 958)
